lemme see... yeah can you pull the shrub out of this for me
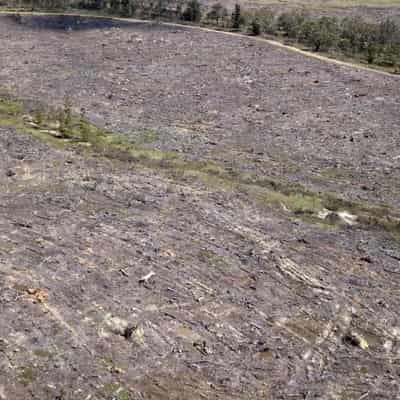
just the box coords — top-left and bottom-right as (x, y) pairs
(299, 16), (339, 52)
(378, 17), (399, 46)
(259, 10), (275, 34)
(248, 17), (261, 35)
(206, 3), (228, 26)
(182, 0), (201, 22)
(231, 3), (241, 30)
(277, 11), (306, 38)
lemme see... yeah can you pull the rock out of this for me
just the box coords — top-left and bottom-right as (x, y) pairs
(343, 332), (369, 350)
(337, 211), (357, 225)
(317, 208), (358, 226)
(132, 326), (145, 345)
(26, 288), (48, 303)
(103, 314), (128, 336)
(40, 129), (64, 138)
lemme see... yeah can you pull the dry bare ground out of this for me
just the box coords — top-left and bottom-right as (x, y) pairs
(200, 0), (400, 22)
(0, 14), (400, 399)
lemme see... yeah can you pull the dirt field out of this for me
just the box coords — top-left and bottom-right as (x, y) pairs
(1, 15), (400, 399)
(241, 0), (400, 10)
(199, 0), (400, 22)
(240, 0), (400, 5)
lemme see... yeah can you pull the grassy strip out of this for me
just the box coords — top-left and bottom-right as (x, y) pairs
(1, 95), (399, 240)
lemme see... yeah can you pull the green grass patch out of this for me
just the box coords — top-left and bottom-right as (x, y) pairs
(129, 129), (159, 145)
(102, 383), (133, 400)
(33, 349), (53, 359)
(1, 94), (399, 242)
(18, 366), (38, 386)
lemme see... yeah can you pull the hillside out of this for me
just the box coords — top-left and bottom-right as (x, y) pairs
(0, 14), (400, 400)
(201, 0), (400, 21)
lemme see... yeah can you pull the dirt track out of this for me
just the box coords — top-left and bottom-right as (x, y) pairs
(1, 14), (400, 400)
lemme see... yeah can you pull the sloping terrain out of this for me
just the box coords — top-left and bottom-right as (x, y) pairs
(2, 15), (400, 208)
(199, 0), (400, 22)
(1, 15), (400, 400)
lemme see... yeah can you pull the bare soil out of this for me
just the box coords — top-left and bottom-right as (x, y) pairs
(198, 0), (400, 22)
(1, 15), (400, 400)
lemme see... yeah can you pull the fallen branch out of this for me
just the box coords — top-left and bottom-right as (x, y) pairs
(139, 271), (155, 284)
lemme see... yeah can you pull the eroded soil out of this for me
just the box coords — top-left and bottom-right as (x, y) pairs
(0, 15), (400, 399)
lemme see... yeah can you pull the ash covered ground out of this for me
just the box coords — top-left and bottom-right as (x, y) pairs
(0, 15), (400, 399)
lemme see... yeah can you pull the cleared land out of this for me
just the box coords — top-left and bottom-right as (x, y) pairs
(1, 15), (400, 400)
(224, 0), (400, 22)
(247, 0), (400, 7)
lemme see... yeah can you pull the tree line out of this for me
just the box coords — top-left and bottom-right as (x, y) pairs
(265, 11), (400, 68)
(11, 0), (400, 71)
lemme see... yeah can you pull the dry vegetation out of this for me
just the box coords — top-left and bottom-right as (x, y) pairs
(247, 0), (400, 7)
(0, 14), (400, 400)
